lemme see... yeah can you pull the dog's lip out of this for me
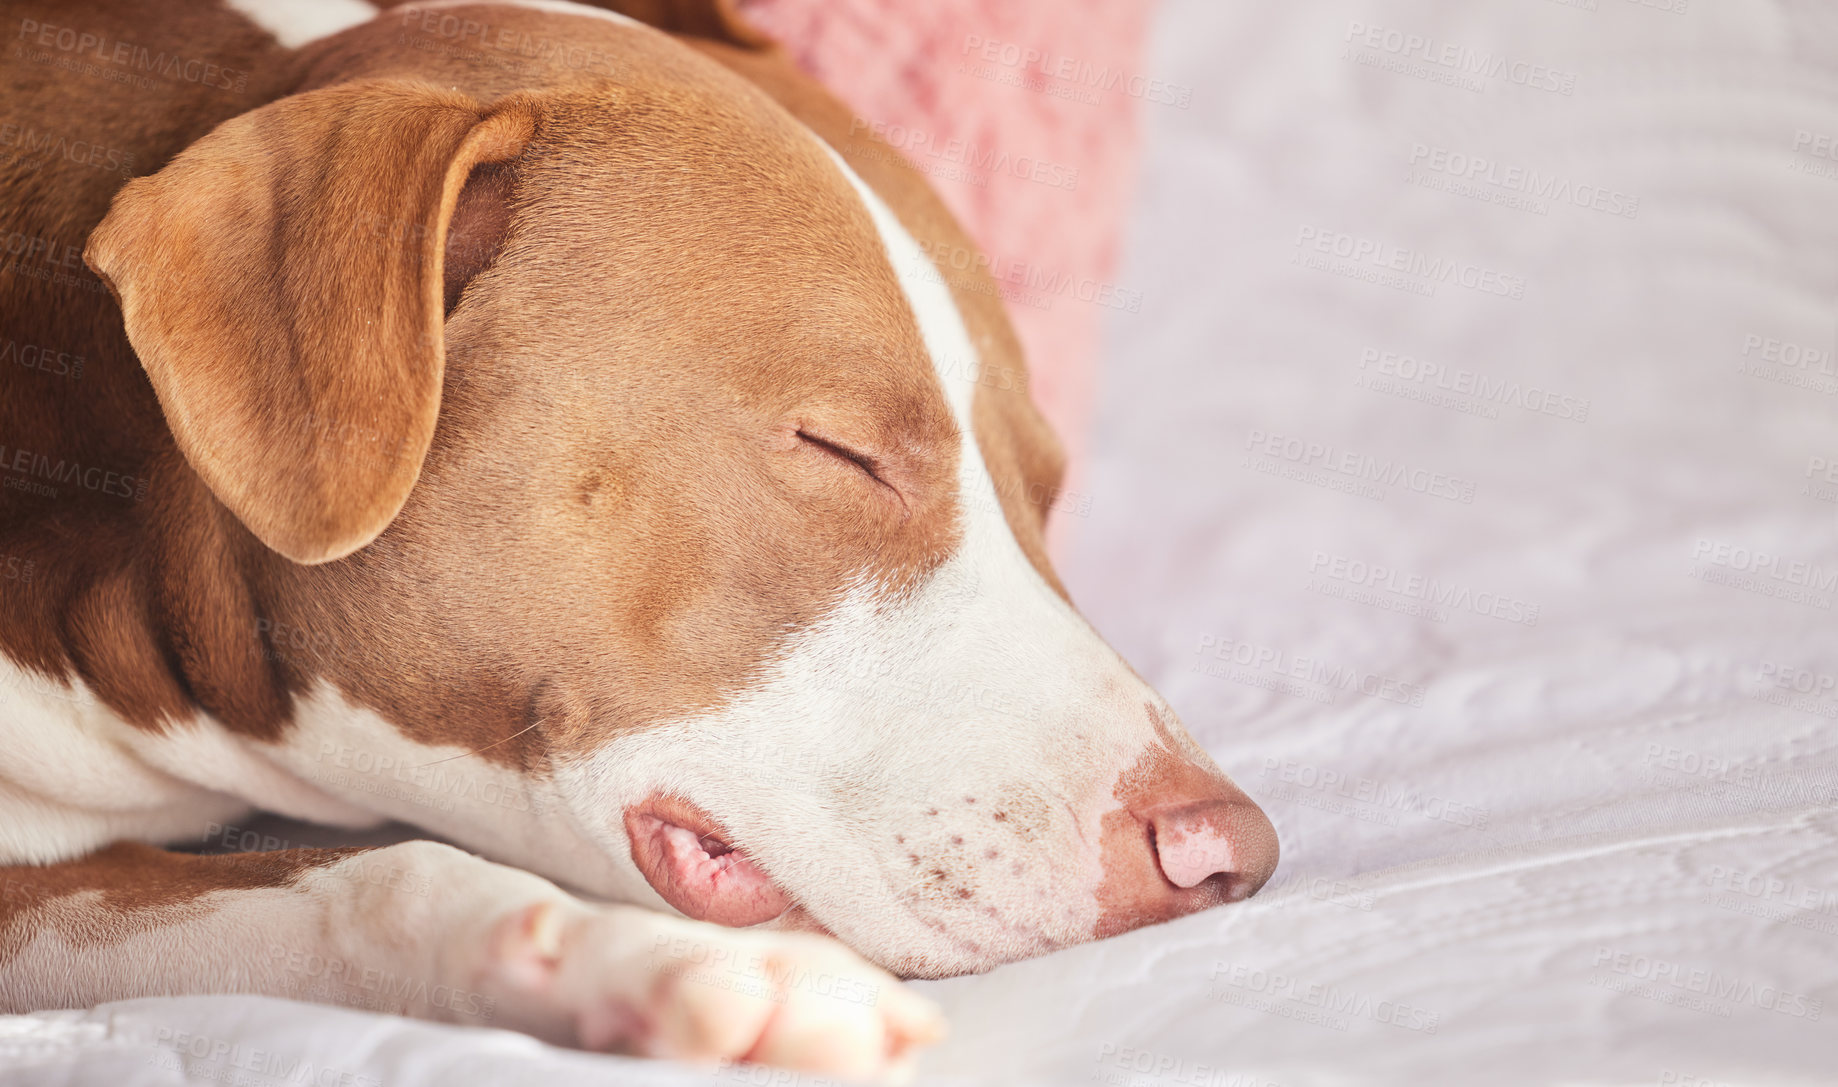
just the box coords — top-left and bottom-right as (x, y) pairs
(624, 796), (792, 927)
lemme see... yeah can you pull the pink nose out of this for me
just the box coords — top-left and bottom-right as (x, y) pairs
(1142, 797), (1279, 895)
(1096, 776), (1279, 940)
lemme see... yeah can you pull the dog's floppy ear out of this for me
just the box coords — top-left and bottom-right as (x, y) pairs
(85, 80), (537, 564)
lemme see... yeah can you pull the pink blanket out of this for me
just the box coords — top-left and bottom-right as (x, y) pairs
(737, 0), (1155, 540)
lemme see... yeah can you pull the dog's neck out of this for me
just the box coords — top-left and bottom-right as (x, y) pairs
(0, 2), (777, 887)
(0, 2), (339, 726)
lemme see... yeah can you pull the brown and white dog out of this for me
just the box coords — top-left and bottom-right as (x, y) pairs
(0, 0), (1277, 1077)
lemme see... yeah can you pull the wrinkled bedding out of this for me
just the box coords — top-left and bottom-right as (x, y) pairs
(6, 0), (1838, 1083)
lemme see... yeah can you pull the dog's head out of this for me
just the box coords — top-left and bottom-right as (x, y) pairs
(85, 6), (1275, 977)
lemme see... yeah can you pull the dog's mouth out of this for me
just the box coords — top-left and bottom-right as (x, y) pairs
(624, 797), (790, 926)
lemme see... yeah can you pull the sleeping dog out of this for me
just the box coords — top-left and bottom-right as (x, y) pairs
(0, 0), (1277, 1077)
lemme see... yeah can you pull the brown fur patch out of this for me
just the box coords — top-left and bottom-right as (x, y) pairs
(0, 0), (298, 734)
(0, 0), (1070, 782)
(251, 11), (975, 761)
(687, 39), (1071, 596)
(0, 843), (360, 964)
(85, 81), (539, 564)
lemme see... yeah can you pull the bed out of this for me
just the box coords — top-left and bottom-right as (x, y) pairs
(4, 0), (1836, 1083)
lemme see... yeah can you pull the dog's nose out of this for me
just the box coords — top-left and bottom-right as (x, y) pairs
(1140, 795), (1279, 896)
(1095, 775), (1279, 939)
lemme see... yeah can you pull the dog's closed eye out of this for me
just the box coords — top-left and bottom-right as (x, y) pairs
(786, 425), (913, 520)
(797, 428), (887, 485)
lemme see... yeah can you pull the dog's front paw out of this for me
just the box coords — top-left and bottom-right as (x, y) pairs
(484, 901), (946, 1082)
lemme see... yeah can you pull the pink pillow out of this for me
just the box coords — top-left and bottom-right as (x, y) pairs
(737, 0), (1156, 549)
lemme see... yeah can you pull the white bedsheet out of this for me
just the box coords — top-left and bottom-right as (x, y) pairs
(6, 0), (1837, 1083)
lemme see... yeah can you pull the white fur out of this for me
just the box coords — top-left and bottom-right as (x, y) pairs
(256, 683), (637, 900)
(2, 839), (933, 1072)
(551, 147), (1169, 974)
(222, 0), (380, 48)
(0, 658), (376, 864)
(0, 840), (532, 1013)
(0, 9), (1178, 977)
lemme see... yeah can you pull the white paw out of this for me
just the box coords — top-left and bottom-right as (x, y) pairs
(484, 902), (946, 1082)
